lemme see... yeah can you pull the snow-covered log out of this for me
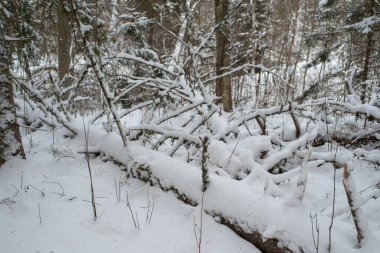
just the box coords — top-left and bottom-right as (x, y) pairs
(79, 129), (333, 253)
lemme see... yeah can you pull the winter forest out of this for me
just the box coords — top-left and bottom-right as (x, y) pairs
(0, 0), (380, 252)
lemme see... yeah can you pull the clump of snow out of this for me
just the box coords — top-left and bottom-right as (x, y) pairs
(319, 0), (329, 8)
(80, 22), (93, 36)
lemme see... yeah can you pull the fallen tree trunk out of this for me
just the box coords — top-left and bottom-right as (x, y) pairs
(79, 130), (323, 253)
(84, 148), (294, 253)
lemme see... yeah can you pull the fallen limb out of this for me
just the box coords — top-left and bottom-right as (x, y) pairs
(261, 130), (318, 172)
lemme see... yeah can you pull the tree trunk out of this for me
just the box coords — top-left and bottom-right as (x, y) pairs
(360, 0), (374, 104)
(57, 1), (72, 96)
(0, 37), (25, 167)
(215, 0), (232, 112)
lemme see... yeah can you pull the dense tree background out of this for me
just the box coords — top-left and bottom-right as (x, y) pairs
(1, 0), (379, 179)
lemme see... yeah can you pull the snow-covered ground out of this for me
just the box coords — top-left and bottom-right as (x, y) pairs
(0, 129), (259, 253)
(1, 115), (380, 253)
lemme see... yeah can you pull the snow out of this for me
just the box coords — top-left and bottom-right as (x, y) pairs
(1, 110), (380, 253)
(0, 129), (258, 253)
(80, 22), (93, 36)
(76, 123), (380, 253)
(344, 16), (380, 34)
(3, 70), (380, 253)
(319, 0), (329, 8)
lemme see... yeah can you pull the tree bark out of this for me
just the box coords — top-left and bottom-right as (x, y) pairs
(0, 36), (25, 167)
(57, 0), (73, 96)
(360, 0), (374, 104)
(215, 0), (232, 112)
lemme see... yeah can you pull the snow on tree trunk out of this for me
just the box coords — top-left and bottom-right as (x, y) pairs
(0, 37), (25, 167)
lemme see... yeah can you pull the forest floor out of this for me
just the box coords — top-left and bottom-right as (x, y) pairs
(0, 127), (259, 253)
(1, 115), (380, 253)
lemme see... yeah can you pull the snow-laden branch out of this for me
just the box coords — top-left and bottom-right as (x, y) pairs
(325, 98), (380, 121)
(261, 129), (318, 172)
(152, 100), (205, 125)
(12, 73), (78, 135)
(130, 123), (202, 147)
(202, 64), (272, 84)
(69, 0), (127, 146)
(112, 53), (175, 77)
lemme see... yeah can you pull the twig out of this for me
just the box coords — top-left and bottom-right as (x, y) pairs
(145, 192), (150, 222)
(144, 192), (155, 224)
(226, 137), (240, 168)
(114, 179), (120, 203)
(21, 171), (23, 190)
(126, 192), (139, 230)
(135, 211), (140, 229)
(11, 184), (19, 197)
(148, 196), (155, 224)
(24, 184), (45, 197)
(310, 213), (320, 253)
(45, 181), (65, 196)
(359, 182), (380, 194)
(193, 215), (200, 250)
(38, 203), (42, 224)
(83, 119), (97, 221)
(115, 174), (123, 203)
(328, 165), (337, 253)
